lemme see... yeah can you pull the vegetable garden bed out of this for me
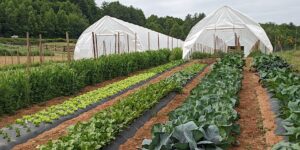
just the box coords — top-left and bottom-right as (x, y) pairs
(252, 55), (300, 149)
(142, 54), (244, 149)
(37, 63), (206, 149)
(0, 60), (184, 150)
(0, 50), (172, 115)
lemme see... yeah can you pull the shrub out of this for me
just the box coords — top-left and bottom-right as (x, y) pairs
(169, 48), (182, 61)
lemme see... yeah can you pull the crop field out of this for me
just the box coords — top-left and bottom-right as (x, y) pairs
(0, 0), (299, 149)
(0, 49), (299, 150)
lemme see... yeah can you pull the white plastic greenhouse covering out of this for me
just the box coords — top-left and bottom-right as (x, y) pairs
(183, 6), (273, 59)
(74, 16), (183, 60)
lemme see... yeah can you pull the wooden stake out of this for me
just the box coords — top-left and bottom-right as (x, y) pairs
(167, 37), (169, 49)
(66, 32), (71, 61)
(92, 32), (96, 59)
(103, 41), (106, 56)
(117, 32), (120, 54)
(95, 34), (99, 58)
(62, 50), (64, 61)
(157, 33), (160, 50)
(11, 53), (13, 64)
(171, 38), (174, 50)
(115, 34), (117, 54)
(32, 52), (34, 63)
(135, 33), (137, 52)
(53, 44), (56, 61)
(148, 32), (150, 50)
(4, 52), (6, 65)
(17, 47), (20, 64)
(127, 34), (130, 53)
(26, 32), (31, 69)
(39, 34), (43, 63)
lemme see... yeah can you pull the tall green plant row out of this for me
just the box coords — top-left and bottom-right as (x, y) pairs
(0, 50), (175, 115)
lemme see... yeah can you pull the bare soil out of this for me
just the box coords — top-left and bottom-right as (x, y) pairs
(232, 58), (282, 150)
(119, 64), (212, 150)
(12, 61), (200, 150)
(254, 72), (283, 149)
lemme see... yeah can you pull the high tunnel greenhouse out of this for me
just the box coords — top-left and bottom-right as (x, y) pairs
(183, 6), (273, 59)
(74, 16), (183, 60)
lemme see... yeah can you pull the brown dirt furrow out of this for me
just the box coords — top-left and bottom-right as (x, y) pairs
(232, 58), (281, 150)
(12, 60), (200, 150)
(119, 64), (212, 150)
(255, 74), (283, 149)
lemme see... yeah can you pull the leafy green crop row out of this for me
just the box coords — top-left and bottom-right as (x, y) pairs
(0, 50), (173, 115)
(143, 54), (244, 149)
(252, 55), (300, 150)
(38, 63), (205, 150)
(0, 60), (183, 142)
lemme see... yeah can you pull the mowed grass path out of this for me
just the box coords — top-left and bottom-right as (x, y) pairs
(276, 50), (300, 71)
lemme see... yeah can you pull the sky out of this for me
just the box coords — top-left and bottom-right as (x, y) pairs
(95, 0), (300, 25)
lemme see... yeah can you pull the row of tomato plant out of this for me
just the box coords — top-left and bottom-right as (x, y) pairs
(0, 50), (173, 115)
(38, 63), (206, 149)
(252, 55), (300, 149)
(0, 60), (183, 143)
(142, 54), (244, 149)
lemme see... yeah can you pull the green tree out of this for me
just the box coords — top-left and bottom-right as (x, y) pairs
(57, 9), (68, 36)
(170, 22), (184, 40)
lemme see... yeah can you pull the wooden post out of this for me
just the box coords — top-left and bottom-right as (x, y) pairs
(148, 32), (150, 50)
(4, 52), (6, 65)
(96, 34), (99, 58)
(32, 52), (34, 63)
(103, 41), (106, 56)
(157, 33), (160, 50)
(167, 36), (169, 49)
(26, 32), (31, 67)
(117, 32), (120, 54)
(127, 34), (130, 53)
(295, 28), (298, 50)
(115, 34), (117, 54)
(92, 32), (96, 59)
(39, 34), (43, 63)
(17, 47), (20, 64)
(61, 50), (64, 61)
(11, 53), (13, 64)
(134, 33), (137, 52)
(171, 38), (174, 50)
(66, 32), (71, 61)
(214, 34), (216, 53)
(54, 44), (56, 61)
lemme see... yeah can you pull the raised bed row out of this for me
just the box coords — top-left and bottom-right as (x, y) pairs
(142, 54), (244, 149)
(0, 60), (184, 150)
(38, 63), (206, 149)
(252, 55), (300, 149)
(0, 50), (172, 115)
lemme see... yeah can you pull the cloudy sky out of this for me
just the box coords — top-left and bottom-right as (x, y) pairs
(95, 0), (300, 25)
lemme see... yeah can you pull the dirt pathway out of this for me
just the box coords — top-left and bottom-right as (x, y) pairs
(232, 58), (282, 150)
(13, 61), (202, 150)
(119, 64), (212, 150)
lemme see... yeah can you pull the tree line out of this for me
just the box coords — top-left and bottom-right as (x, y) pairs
(0, 0), (204, 40)
(0, 0), (298, 49)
